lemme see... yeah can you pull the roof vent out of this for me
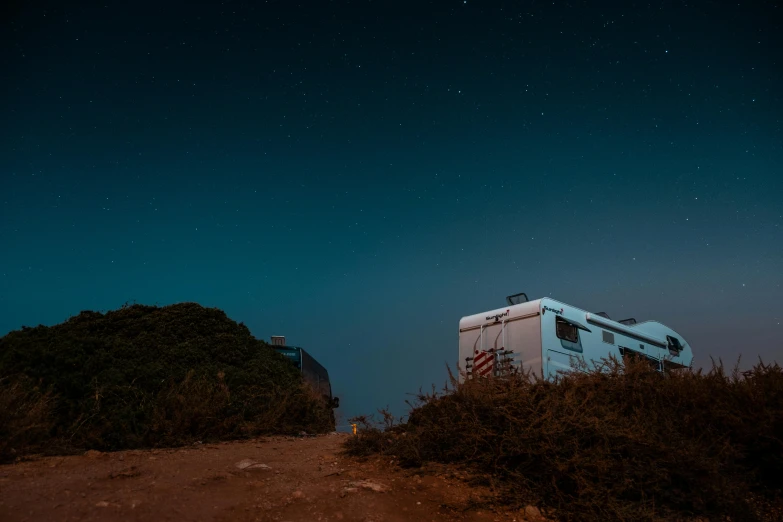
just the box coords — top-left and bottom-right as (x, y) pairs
(270, 336), (286, 346)
(506, 292), (529, 306)
(594, 312), (611, 320)
(619, 318), (637, 325)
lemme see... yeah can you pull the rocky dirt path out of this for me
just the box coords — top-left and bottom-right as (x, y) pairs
(0, 433), (536, 522)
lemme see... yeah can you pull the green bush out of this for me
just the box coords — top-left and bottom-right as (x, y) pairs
(0, 302), (333, 460)
(345, 357), (783, 522)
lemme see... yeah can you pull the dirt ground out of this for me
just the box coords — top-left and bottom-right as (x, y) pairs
(0, 433), (535, 522)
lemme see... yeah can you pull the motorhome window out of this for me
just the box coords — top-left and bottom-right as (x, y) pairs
(602, 331), (615, 344)
(556, 317), (579, 343)
(666, 335), (682, 352)
(619, 347), (661, 371)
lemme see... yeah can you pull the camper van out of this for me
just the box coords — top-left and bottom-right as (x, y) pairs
(270, 336), (339, 409)
(458, 293), (693, 382)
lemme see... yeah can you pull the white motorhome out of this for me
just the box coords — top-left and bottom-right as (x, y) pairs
(458, 293), (693, 382)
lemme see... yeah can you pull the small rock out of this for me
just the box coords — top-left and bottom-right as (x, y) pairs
(348, 480), (389, 493)
(524, 505), (544, 521)
(340, 487), (359, 497)
(235, 459), (270, 470)
(109, 466), (140, 479)
(95, 501), (110, 507)
(292, 490), (305, 499)
(84, 450), (102, 458)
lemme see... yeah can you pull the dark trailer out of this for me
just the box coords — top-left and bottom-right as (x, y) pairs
(270, 336), (338, 408)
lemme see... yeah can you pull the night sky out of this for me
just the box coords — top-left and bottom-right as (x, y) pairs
(2, 1), (781, 425)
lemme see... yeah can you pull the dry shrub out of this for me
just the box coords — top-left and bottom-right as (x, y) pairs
(146, 370), (334, 446)
(0, 376), (55, 462)
(0, 369), (334, 461)
(344, 410), (402, 458)
(345, 357), (783, 522)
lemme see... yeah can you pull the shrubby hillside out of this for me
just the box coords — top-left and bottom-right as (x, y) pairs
(0, 302), (333, 461)
(346, 358), (783, 522)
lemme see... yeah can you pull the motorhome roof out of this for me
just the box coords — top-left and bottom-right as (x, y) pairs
(510, 295), (642, 328)
(460, 297), (650, 330)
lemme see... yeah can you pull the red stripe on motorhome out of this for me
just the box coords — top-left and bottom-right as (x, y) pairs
(473, 351), (494, 376)
(474, 353), (491, 369)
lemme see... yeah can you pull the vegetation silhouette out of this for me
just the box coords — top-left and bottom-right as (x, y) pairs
(0, 302), (333, 461)
(345, 357), (783, 521)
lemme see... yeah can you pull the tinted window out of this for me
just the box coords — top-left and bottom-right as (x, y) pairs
(556, 317), (578, 343)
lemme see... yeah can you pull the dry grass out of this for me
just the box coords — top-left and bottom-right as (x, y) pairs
(0, 376), (56, 462)
(345, 357), (783, 522)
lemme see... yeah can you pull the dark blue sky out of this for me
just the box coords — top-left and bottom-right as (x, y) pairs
(2, 0), (781, 425)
